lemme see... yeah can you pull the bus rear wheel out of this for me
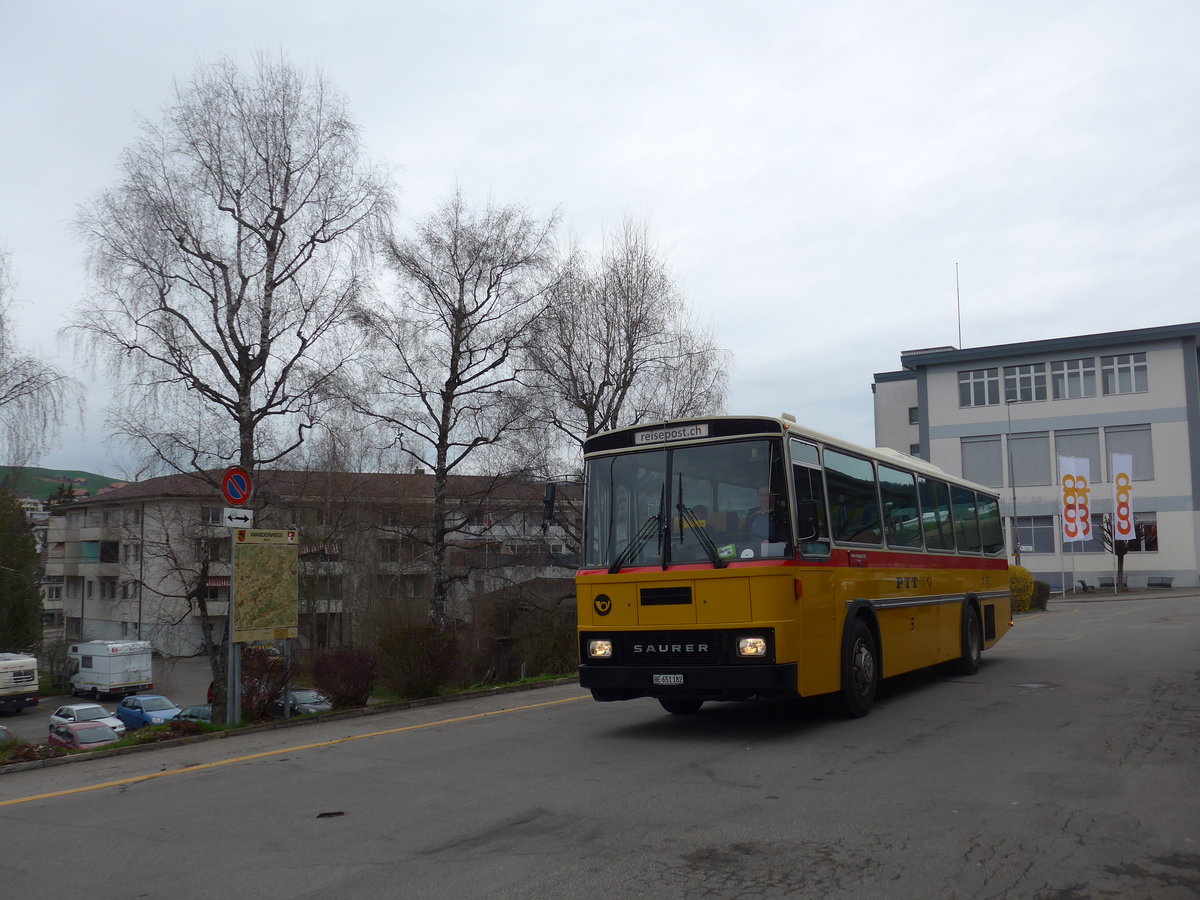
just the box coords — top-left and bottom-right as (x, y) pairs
(659, 698), (704, 715)
(839, 617), (878, 718)
(953, 604), (982, 676)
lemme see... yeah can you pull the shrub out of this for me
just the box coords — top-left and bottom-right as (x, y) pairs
(377, 625), (459, 699)
(240, 645), (293, 721)
(2, 742), (65, 763)
(313, 647), (379, 708)
(1030, 580), (1051, 611)
(1009, 565), (1034, 613)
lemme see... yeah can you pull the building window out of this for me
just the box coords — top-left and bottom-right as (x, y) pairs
(907, 406), (919, 425)
(293, 507), (325, 527)
(961, 435), (1003, 487)
(98, 579), (117, 600)
(200, 506), (224, 525)
(1014, 516), (1057, 554)
(959, 368), (999, 408)
(1105, 424), (1154, 480)
(1054, 428), (1101, 480)
(1003, 363), (1047, 402)
(121, 581), (138, 600)
(1062, 514), (1105, 553)
(124, 507), (142, 526)
(909, 443), (921, 457)
(1011, 432), (1051, 486)
(380, 540), (401, 563)
(1051, 358), (1096, 399)
(1114, 512), (1159, 552)
(122, 542), (141, 564)
(194, 537), (231, 563)
(1101, 352), (1148, 395)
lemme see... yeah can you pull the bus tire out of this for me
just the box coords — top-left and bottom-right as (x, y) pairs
(839, 616), (878, 718)
(953, 603), (982, 676)
(659, 698), (703, 715)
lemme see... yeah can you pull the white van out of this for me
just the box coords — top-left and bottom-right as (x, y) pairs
(0, 653), (39, 712)
(68, 640), (154, 698)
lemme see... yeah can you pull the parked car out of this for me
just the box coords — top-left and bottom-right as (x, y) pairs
(176, 705), (212, 723)
(269, 688), (332, 718)
(49, 703), (127, 737)
(48, 721), (122, 750)
(0, 723), (14, 744)
(115, 694), (182, 730)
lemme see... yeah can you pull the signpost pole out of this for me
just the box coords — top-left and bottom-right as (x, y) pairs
(220, 466), (253, 727)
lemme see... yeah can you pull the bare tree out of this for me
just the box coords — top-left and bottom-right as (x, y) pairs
(340, 188), (559, 626)
(72, 53), (392, 479)
(527, 217), (729, 464)
(70, 53), (392, 721)
(1099, 514), (1152, 590)
(0, 250), (78, 467)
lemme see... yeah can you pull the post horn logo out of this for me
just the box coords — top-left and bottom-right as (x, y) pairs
(593, 594), (612, 616)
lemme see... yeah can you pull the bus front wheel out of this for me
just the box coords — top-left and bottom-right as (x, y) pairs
(839, 617), (878, 718)
(659, 698), (704, 715)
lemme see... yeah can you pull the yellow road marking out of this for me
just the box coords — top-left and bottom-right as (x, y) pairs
(0, 694), (585, 808)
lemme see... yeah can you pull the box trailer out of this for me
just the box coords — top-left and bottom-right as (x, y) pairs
(68, 640), (154, 697)
(0, 652), (40, 712)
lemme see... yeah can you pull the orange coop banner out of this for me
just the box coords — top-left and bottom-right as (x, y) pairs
(1111, 453), (1135, 540)
(1059, 456), (1091, 543)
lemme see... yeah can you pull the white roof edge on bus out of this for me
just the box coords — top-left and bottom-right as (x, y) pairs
(590, 415), (998, 496)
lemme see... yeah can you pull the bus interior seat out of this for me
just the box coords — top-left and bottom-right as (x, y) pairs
(708, 510), (738, 532)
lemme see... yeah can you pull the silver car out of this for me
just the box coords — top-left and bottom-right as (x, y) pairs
(49, 703), (127, 737)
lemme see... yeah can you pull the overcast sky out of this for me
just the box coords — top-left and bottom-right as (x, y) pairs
(2, 1), (1198, 479)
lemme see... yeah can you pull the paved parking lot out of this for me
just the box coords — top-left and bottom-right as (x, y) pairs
(1, 655), (213, 746)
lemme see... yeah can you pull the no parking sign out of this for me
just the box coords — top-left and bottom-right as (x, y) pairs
(221, 466), (253, 507)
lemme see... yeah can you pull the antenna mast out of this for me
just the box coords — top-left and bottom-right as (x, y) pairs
(955, 262), (962, 348)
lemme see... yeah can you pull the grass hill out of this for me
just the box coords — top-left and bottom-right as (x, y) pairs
(0, 466), (124, 502)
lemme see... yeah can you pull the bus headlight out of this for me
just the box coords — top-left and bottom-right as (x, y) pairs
(587, 639), (614, 659)
(737, 636), (768, 658)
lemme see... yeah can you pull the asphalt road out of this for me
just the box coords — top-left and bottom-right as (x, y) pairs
(2, 593), (1197, 899)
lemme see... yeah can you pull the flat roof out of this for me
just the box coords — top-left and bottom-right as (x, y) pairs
(898, 321), (1200, 369)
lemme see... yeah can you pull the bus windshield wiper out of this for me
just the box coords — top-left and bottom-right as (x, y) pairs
(676, 474), (727, 569)
(609, 486), (666, 574)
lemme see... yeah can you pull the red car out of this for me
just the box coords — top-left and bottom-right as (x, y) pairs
(48, 721), (122, 751)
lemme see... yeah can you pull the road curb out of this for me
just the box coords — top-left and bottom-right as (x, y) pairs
(0, 675), (580, 776)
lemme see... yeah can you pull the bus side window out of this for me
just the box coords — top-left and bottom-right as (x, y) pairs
(918, 476), (954, 551)
(792, 462), (830, 555)
(825, 448), (882, 545)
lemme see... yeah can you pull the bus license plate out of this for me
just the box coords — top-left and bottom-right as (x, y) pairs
(652, 674), (684, 686)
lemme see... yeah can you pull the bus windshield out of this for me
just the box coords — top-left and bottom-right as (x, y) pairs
(584, 438), (792, 570)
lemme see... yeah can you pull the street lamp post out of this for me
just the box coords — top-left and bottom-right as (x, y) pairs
(1005, 396), (1021, 567)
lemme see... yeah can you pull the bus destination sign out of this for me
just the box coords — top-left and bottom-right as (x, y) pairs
(634, 423), (709, 445)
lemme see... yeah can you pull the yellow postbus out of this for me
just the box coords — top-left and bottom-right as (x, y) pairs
(576, 415), (1011, 717)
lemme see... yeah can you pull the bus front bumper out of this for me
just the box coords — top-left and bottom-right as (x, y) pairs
(579, 662), (797, 701)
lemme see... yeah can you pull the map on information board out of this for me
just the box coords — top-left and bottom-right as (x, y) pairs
(233, 541), (298, 642)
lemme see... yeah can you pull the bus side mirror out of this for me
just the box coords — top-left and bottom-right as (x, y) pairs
(796, 500), (819, 541)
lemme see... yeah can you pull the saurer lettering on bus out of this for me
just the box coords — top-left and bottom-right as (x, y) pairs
(632, 643), (710, 654)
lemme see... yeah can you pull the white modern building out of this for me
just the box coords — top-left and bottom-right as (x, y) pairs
(874, 322), (1200, 589)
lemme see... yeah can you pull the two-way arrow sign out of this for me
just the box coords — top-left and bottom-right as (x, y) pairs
(223, 508), (255, 527)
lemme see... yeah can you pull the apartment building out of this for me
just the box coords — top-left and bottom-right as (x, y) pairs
(873, 322), (1200, 589)
(45, 469), (580, 656)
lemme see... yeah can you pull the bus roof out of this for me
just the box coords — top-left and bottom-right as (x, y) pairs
(583, 414), (998, 497)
